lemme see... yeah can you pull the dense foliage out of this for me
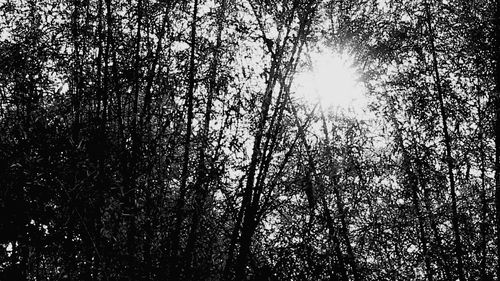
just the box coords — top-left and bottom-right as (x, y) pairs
(1, 0), (500, 280)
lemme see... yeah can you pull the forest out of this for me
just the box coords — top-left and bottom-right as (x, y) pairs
(1, 0), (500, 280)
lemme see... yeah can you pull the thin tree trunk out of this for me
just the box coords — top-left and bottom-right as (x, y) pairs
(171, 0), (198, 279)
(319, 108), (361, 281)
(141, 3), (173, 127)
(183, 1), (226, 277)
(125, 0), (144, 278)
(233, 71), (277, 281)
(102, 0), (112, 128)
(95, 0), (104, 116)
(388, 100), (433, 281)
(494, 0), (500, 279)
(232, 5), (318, 279)
(424, 2), (466, 280)
(223, 177), (246, 281)
(71, 0), (82, 143)
(232, 26), (283, 281)
(418, 161), (453, 280)
(232, 27), (303, 281)
(477, 93), (489, 281)
(290, 103), (349, 281)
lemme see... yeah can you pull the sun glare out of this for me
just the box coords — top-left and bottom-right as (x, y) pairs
(293, 50), (367, 113)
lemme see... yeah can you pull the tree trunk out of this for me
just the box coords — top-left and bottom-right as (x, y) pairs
(494, 0), (500, 279)
(171, 0), (198, 279)
(290, 103), (349, 281)
(424, 2), (466, 280)
(233, 69), (276, 281)
(124, 0), (144, 278)
(319, 108), (361, 281)
(71, 0), (82, 143)
(388, 99), (433, 281)
(477, 92), (489, 281)
(184, 0), (226, 277)
(141, 3), (173, 128)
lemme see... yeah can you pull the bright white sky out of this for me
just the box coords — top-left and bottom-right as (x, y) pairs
(293, 50), (369, 116)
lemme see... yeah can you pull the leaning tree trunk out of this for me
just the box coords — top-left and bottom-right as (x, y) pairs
(388, 99), (434, 281)
(231, 4), (316, 279)
(424, 2), (465, 281)
(290, 103), (349, 281)
(319, 108), (361, 281)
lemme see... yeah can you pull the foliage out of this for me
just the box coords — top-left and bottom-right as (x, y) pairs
(0, 0), (499, 280)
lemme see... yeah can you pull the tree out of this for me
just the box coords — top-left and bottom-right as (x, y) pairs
(2, 0), (500, 280)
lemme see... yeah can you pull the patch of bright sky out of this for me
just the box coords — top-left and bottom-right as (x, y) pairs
(4, 242), (13, 257)
(293, 49), (371, 118)
(0, 29), (10, 41)
(198, 0), (216, 16)
(377, 0), (389, 12)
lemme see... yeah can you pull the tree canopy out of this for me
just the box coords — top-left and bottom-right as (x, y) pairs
(1, 0), (500, 280)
